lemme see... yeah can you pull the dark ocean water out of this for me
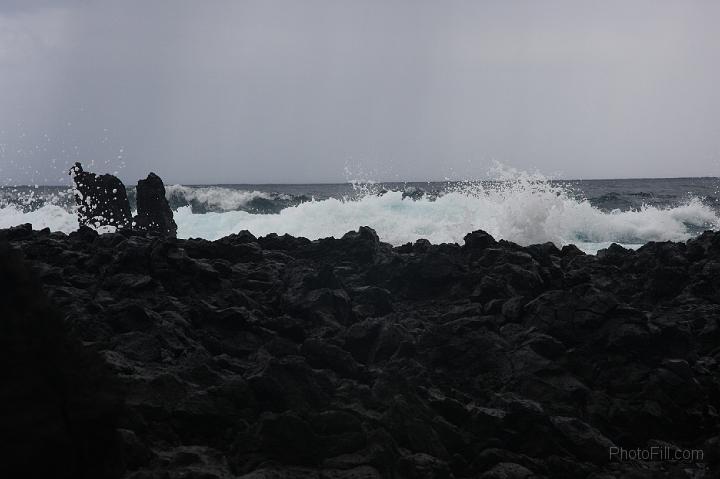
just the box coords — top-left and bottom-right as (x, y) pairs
(1, 177), (719, 253)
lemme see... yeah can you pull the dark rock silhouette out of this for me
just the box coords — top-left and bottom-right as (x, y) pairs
(69, 162), (132, 229)
(133, 172), (177, 237)
(3, 225), (719, 477)
(69, 163), (177, 237)
(0, 241), (124, 478)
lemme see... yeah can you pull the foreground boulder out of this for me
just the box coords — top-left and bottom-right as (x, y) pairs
(133, 172), (177, 237)
(0, 242), (124, 478)
(69, 162), (132, 229)
(3, 226), (719, 477)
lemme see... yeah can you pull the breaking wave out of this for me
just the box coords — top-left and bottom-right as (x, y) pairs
(1, 170), (718, 254)
(164, 185), (303, 214)
(172, 182), (718, 253)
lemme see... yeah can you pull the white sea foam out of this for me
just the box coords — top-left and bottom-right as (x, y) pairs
(173, 188), (718, 249)
(0, 204), (80, 233)
(1, 170), (718, 253)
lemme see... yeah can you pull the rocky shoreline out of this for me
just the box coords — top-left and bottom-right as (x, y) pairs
(2, 224), (719, 478)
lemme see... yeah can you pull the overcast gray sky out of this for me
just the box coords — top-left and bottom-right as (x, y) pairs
(1, 0), (719, 185)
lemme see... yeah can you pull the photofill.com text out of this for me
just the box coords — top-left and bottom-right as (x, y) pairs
(609, 446), (704, 462)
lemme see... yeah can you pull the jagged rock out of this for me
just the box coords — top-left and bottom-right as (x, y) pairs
(2, 225), (719, 477)
(396, 452), (451, 478)
(69, 162), (132, 229)
(258, 411), (319, 464)
(0, 222), (33, 241)
(248, 356), (331, 413)
(479, 462), (535, 479)
(549, 416), (615, 464)
(349, 286), (394, 317)
(464, 229), (497, 251)
(523, 332), (565, 359)
(301, 339), (366, 379)
(133, 172), (177, 236)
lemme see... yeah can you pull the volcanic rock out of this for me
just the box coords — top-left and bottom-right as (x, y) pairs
(133, 172), (177, 236)
(0, 242), (124, 478)
(69, 161), (132, 229)
(2, 226), (719, 478)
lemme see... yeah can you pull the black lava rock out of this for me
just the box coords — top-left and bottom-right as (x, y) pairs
(133, 172), (178, 237)
(69, 162), (132, 229)
(0, 243), (124, 479)
(3, 226), (720, 478)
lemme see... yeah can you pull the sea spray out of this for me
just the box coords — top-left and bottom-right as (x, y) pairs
(171, 189), (718, 250)
(170, 166), (720, 249)
(1, 168), (718, 253)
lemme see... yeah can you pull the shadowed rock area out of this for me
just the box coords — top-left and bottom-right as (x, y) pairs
(1, 224), (718, 478)
(0, 241), (124, 478)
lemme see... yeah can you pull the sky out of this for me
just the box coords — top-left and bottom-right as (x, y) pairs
(1, 0), (719, 185)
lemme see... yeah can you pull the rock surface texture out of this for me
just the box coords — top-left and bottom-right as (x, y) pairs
(70, 162), (133, 229)
(133, 173), (178, 237)
(0, 241), (124, 478)
(1, 224), (718, 478)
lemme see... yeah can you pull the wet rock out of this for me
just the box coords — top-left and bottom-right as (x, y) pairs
(0, 222), (33, 241)
(70, 162), (132, 229)
(133, 172), (177, 237)
(561, 243), (585, 258)
(339, 226), (384, 263)
(464, 229), (497, 251)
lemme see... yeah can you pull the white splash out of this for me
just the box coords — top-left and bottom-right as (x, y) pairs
(1, 166), (718, 253)
(0, 204), (79, 233)
(172, 187), (717, 249)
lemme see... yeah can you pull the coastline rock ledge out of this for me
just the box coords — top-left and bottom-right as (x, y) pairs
(1, 224), (718, 478)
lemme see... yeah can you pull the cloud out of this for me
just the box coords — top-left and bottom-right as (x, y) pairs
(1, 0), (719, 184)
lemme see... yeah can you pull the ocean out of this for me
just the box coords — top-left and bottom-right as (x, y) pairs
(1, 175), (718, 254)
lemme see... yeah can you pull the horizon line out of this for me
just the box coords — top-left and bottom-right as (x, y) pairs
(5, 174), (720, 188)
